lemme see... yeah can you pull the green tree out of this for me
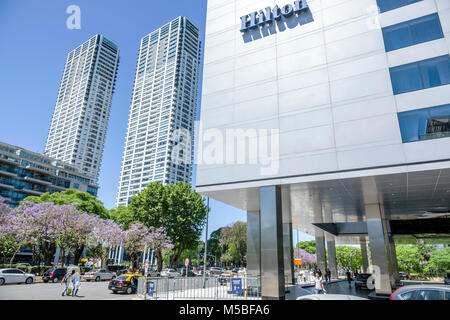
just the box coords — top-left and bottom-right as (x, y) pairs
(108, 206), (131, 228)
(208, 228), (222, 263)
(220, 222), (246, 266)
(24, 189), (108, 218)
(128, 182), (208, 268)
(396, 245), (424, 274)
(24, 190), (109, 265)
(425, 247), (450, 275)
(296, 240), (316, 254)
(336, 246), (362, 271)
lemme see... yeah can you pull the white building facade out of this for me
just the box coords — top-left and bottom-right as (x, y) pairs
(116, 17), (201, 207)
(196, 0), (450, 299)
(44, 35), (120, 183)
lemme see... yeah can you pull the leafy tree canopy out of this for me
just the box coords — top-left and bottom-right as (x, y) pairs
(128, 182), (208, 266)
(23, 189), (108, 219)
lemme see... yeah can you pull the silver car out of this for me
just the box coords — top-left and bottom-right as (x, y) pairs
(390, 285), (450, 300)
(160, 268), (181, 278)
(297, 294), (368, 300)
(83, 269), (116, 282)
(0, 268), (35, 285)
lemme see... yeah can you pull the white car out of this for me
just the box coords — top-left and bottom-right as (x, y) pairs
(297, 294), (368, 300)
(0, 268), (36, 285)
(160, 268), (181, 278)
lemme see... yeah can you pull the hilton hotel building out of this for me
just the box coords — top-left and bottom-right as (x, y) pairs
(196, 0), (450, 299)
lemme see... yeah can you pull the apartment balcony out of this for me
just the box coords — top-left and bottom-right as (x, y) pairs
(0, 182), (14, 190)
(0, 157), (18, 165)
(25, 165), (51, 175)
(21, 188), (45, 196)
(0, 169), (16, 178)
(22, 176), (52, 186)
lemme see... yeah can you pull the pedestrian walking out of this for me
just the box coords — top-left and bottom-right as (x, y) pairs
(313, 272), (326, 294)
(346, 269), (352, 288)
(326, 268), (331, 282)
(61, 269), (75, 296)
(72, 271), (81, 297)
(323, 269), (327, 282)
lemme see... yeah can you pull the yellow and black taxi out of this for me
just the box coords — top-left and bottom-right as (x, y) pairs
(108, 273), (145, 294)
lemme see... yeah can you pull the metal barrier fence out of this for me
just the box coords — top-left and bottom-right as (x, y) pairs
(137, 275), (261, 300)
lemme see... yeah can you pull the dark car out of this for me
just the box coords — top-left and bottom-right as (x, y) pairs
(43, 268), (67, 283)
(354, 273), (374, 289)
(108, 274), (144, 294)
(399, 272), (412, 280)
(390, 285), (450, 300)
(180, 267), (196, 277)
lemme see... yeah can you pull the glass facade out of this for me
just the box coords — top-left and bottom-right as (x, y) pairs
(0, 142), (98, 207)
(382, 13), (443, 52)
(398, 104), (450, 142)
(389, 55), (450, 95)
(377, 0), (422, 13)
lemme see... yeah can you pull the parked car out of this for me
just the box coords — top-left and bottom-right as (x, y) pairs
(42, 266), (80, 283)
(147, 268), (160, 277)
(399, 272), (412, 280)
(297, 294), (368, 300)
(84, 269), (116, 282)
(0, 268), (35, 285)
(218, 273), (231, 285)
(108, 274), (145, 294)
(160, 268), (181, 278)
(444, 272), (449, 285)
(390, 285), (450, 300)
(180, 267), (196, 277)
(354, 273), (374, 290)
(208, 267), (223, 275)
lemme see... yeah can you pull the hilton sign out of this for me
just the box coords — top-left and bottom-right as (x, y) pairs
(240, 0), (309, 33)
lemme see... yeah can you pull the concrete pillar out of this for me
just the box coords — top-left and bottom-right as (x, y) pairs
(246, 210), (261, 278)
(362, 177), (393, 295)
(260, 186), (285, 300)
(281, 187), (294, 285)
(315, 232), (327, 271)
(360, 237), (369, 273)
(322, 204), (337, 279)
(366, 204), (393, 295)
(325, 235), (338, 279)
(313, 194), (326, 271)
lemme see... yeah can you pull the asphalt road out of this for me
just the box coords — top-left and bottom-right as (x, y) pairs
(0, 280), (137, 300)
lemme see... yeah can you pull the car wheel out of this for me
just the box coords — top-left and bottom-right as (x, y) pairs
(0, 278), (5, 286)
(112, 276), (116, 280)
(52, 277), (59, 283)
(112, 290), (117, 294)
(43, 280), (48, 283)
(95, 276), (100, 282)
(126, 287), (133, 294)
(25, 277), (33, 284)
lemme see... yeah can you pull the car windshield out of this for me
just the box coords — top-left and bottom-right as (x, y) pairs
(116, 276), (128, 281)
(357, 274), (371, 279)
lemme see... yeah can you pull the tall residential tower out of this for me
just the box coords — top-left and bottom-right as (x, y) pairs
(116, 17), (201, 206)
(44, 34), (119, 183)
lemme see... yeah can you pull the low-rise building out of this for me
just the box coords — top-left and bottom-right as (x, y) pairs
(0, 141), (98, 207)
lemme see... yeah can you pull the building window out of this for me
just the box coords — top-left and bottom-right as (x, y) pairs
(376, 0), (422, 13)
(389, 55), (450, 95)
(398, 104), (450, 142)
(382, 13), (443, 52)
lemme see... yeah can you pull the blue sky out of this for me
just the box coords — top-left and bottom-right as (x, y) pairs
(0, 0), (248, 237)
(0, 0), (313, 242)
